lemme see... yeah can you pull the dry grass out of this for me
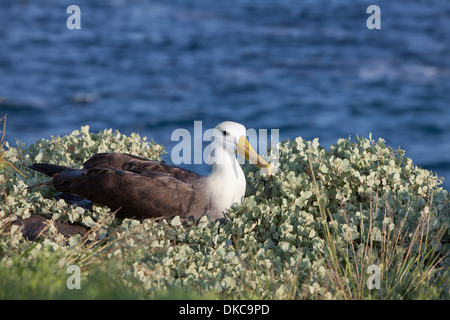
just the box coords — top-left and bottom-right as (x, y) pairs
(0, 114), (26, 178)
(308, 154), (449, 299)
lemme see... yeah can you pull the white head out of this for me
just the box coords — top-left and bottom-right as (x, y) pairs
(209, 121), (271, 176)
(205, 121), (270, 220)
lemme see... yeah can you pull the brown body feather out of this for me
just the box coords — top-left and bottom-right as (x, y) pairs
(30, 153), (213, 222)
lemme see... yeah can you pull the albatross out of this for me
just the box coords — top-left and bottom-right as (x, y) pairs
(29, 121), (270, 222)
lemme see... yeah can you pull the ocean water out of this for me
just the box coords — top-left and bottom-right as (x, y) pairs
(0, 0), (449, 188)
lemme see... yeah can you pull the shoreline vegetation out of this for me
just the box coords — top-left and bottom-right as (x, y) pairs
(0, 117), (448, 299)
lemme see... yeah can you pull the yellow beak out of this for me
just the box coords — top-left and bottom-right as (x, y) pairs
(236, 136), (271, 176)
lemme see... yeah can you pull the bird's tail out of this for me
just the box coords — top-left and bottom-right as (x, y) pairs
(28, 163), (75, 177)
(26, 163), (77, 190)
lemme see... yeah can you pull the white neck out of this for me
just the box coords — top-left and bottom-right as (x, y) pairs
(205, 140), (246, 218)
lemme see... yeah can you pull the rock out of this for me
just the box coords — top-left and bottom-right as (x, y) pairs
(13, 215), (88, 241)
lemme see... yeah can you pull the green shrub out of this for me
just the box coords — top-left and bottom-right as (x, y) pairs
(0, 127), (448, 299)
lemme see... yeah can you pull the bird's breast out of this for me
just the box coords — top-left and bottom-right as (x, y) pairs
(205, 169), (246, 218)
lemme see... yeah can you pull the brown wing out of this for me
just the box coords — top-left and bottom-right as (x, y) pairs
(83, 153), (200, 183)
(51, 166), (206, 220)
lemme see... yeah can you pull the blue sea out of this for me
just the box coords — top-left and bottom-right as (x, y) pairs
(1, 0), (449, 188)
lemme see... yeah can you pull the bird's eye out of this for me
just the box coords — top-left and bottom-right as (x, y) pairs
(222, 131), (229, 136)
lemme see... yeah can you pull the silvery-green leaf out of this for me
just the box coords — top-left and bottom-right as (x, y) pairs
(171, 216), (182, 227)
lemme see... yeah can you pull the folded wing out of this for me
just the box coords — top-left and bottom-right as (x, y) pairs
(83, 153), (200, 183)
(32, 153), (208, 221)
